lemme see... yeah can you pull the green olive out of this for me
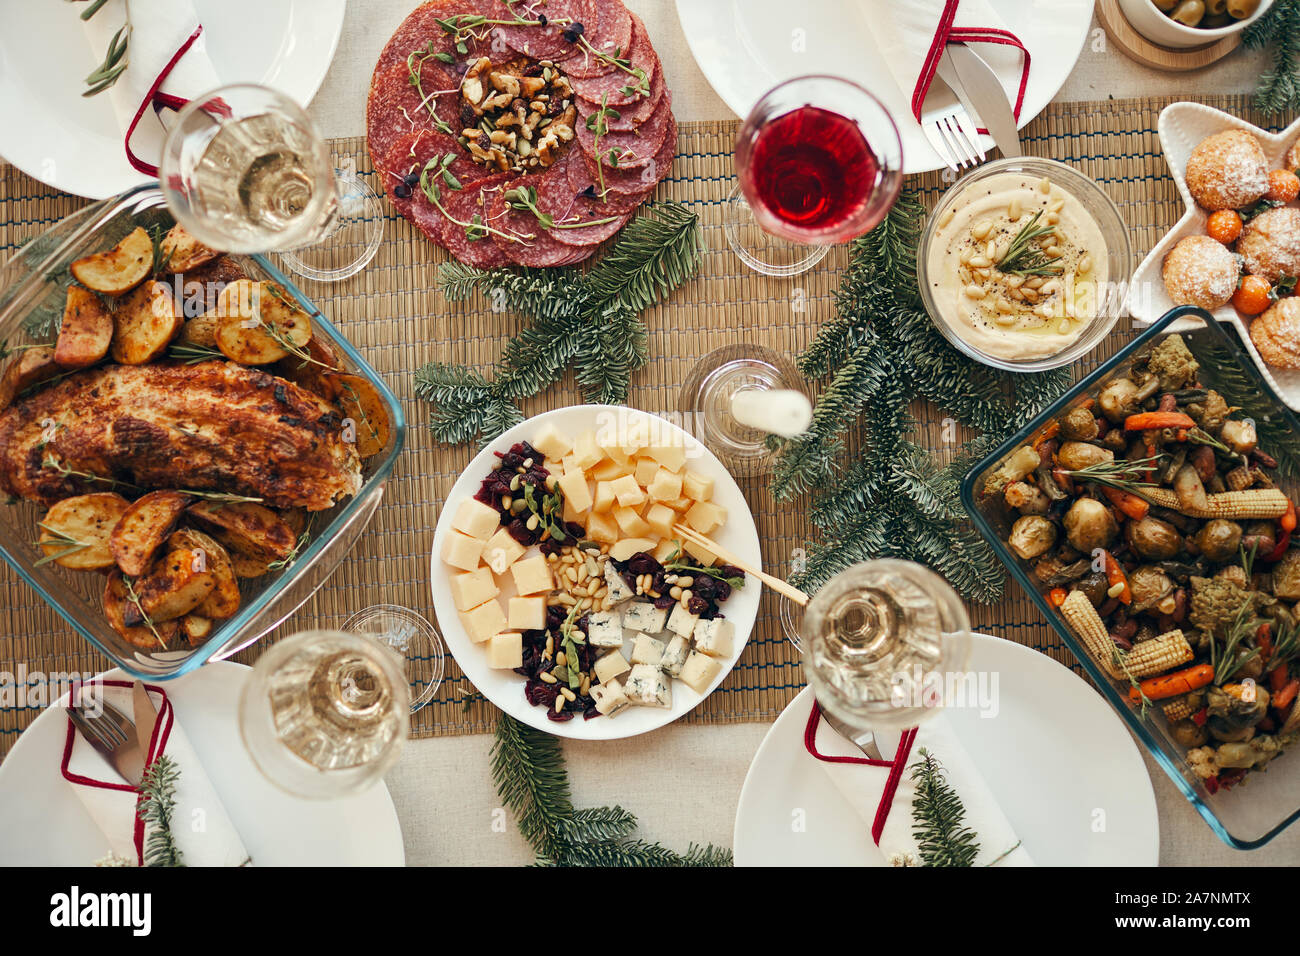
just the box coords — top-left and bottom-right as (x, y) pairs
(1153, 0), (1179, 9)
(1170, 0), (1206, 25)
(1227, 0), (1261, 18)
(1203, 12), (1233, 26)
(1205, 0), (1228, 14)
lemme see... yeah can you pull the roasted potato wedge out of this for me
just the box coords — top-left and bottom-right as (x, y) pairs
(328, 372), (391, 457)
(187, 500), (296, 566)
(125, 547), (215, 624)
(213, 279), (312, 365)
(271, 334), (343, 400)
(70, 226), (152, 295)
(227, 550), (274, 578)
(168, 526), (240, 619)
(160, 225), (219, 274)
(110, 280), (183, 365)
(110, 490), (193, 576)
(0, 347), (62, 412)
(176, 313), (220, 350)
(55, 286), (114, 369)
(38, 492), (130, 570)
(181, 614), (212, 645)
(174, 255), (248, 317)
(103, 570), (182, 650)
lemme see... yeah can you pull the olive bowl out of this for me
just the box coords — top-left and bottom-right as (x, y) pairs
(962, 306), (1300, 849)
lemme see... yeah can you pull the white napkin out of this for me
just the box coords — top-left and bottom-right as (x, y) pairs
(62, 680), (250, 867)
(79, 0), (222, 172)
(810, 707), (1034, 867)
(855, 0), (1026, 121)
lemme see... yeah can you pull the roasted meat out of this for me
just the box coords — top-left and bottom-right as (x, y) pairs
(0, 360), (361, 511)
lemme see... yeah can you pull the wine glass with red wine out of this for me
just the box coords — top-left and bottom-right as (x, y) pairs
(727, 75), (903, 276)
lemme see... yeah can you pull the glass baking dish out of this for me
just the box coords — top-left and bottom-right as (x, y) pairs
(962, 306), (1300, 849)
(0, 184), (404, 680)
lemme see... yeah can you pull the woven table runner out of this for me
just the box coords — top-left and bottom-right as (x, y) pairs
(0, 93), (1285, 756)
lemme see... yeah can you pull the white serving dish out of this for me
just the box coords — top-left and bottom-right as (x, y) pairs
(1128, 102), (1300, 410)
(429, 405), (763, 741)
(1118, 0), (1273, 49)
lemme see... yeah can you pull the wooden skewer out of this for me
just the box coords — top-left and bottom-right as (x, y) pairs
(672, 523), (809, 607)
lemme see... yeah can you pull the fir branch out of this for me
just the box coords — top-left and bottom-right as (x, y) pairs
(136, 755), (184, 867)
(582, 201), (706, 314)
(910, 748), (979, 867)
(1245, 0), (1300, 116)
(491, 713), (732, 866)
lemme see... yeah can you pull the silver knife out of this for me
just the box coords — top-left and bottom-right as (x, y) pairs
(941, 44), (1022, 158)
(132, 680), (159, 760)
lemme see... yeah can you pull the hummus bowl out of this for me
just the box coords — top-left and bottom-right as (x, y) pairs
(919, 157), (1132, 372)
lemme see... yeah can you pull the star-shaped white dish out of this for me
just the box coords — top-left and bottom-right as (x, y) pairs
(1128, 102), (1300, 411)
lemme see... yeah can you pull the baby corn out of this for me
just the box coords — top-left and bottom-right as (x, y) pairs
(1162, 698), (1196, 722)
(1060, 589), (1123, 679)
(1141, 487), (1289, 520)
(1123, 629), (1194, 679)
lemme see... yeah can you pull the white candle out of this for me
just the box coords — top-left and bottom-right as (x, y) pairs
(730, 388), (813, 438)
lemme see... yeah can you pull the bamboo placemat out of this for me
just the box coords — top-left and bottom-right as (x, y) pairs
(0, 93), (1288, 757)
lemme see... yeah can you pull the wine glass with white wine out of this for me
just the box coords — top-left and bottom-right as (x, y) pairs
(239, 630), (409, 799)
(159, 83), (383, 282)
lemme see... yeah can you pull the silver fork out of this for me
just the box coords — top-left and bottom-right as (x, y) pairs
(919, 71), (986, 173)
(818, 704), (886, 761)
(67, 699), (145, 786)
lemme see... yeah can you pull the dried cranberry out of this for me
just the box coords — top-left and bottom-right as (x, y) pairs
(547, 708), (575, 722)
(583, 705), (601, 720)
(718, 565), (744, 581)
(540, 537), (563, 556)
(687, 596), (709, 616)
(546, 605), (567, 628)
(564, 521), (586, 541)
(507, 518), (534, 545)
(501, 451), (523, 470)
(693, 576), (716, 599)
(653, 595), (675, 610)
(713, 581), (732, 602)
(626, 553), (660, 576)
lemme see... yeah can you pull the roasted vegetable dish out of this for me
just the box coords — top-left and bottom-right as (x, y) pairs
(986, 334), (1300, 792)
(0, 223), (390, 652)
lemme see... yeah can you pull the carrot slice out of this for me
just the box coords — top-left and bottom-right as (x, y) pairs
(1101, 485), (1149, 521)
(1124, 412), (1197, 431)
(1101, 550), (1132, 605)
(1128, 663), (1214, 702)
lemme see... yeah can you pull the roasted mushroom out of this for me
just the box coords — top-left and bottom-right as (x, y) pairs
(1221, 419), (1258, 456)
(1008, 515), (1057, 560)
(1060, 407), (1100, 442)
(1127, 516), (1183, 561)
(1099, 378), (1140, 424)
(1057, 441), (1114, 471)
(1191, 519), (1241, 563)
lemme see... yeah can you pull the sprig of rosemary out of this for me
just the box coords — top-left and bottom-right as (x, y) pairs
(1113, 645), (1154, 721)
(1187, 427), (1241, 460)
(267, 525), (311, 572)
(1213, 601), (1263, 686)
(123, 575), (168, 650)
(82, 15), (130, 97)
(994, 210), (1063, 277)
(167, 342), (225, 364)
(42, 454), (140, 492)
(148, 224), (174, 278)
(33, 522), (89, 567)
(1061, 455), (1163, 497)
(136, 755), (184, 866)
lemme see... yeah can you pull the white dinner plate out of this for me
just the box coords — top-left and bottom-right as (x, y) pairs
(734, 633), (1161, 866)
(1128, 102), (1300, 412)
(0, 661), (405, 866)
(674, 0), (1094, 174)
(0, 0), (347, 199)
(429, 405), (763, 740)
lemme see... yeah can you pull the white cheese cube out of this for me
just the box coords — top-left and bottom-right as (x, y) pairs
(609, 473), (646, 508)
(508, 596), (547, 631)
(511, 554), (554, 595)
(585, 610), (624, 648)
(685, 500), (726, 535)
(622, 602), (667, 634)
(482, 527), (526, 573)
(441, 530), (485, 572)
(460, 598), (508, 645)
(692, 617), (735, 658)
(666, 602), (699, 638)
(570, 430), (603, 470)
(661, 635), (690, 677)
(646, 441), (687, 472)
(556, 468), (593, 513)
(624, 664), (672, 708)
(593, 650), (631, 684)
(629, 633), (665, 666)
(683, 470), (713, 502)
(646, 467), (683, 502)
(679, 651), (722, 694)
(531, 423), (573, 461)
(449, 566), (500, 612)
(451, 497), (502, 540)
(485, 632), (522, 669)
(592, 679), (629, 717)
(603, 563), (635, 605)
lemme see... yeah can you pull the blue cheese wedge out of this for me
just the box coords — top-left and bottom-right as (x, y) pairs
(629, 633), (665, 666)
(625, 663), (672, 708)
(692, 617), (735, 658)
(586, 609), (624, 648)
(593, 649), (631, 684)
(666, 602), (699, 638)
(680, 651), (722, 694)
(603, 563), (635, 605)
(661, 635), (690, 677)
(592, 679), (629, 716)
(622, 601), (667, 634)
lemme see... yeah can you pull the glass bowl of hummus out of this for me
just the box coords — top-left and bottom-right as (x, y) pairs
(919, 157), (1132, 371)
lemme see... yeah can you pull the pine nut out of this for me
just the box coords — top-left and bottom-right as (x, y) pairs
(969, 255), (991, 269)
(1006, 274), (1025, 288)
(1045, 212), (1059, 225)
(556, 651), (567, 667)
(1021, 288), (1039, 303)
(1078, 254), (1092, 274)
(676, 576), (694, 587)
(994, 311), (1017, 327)
(1026, 276), (1045, 289)
(1050, 197), (1066, 212)
(526, 513), (539, 531)
(996, 298), (1014, 314)
(540, 671), (557, 684)
(972, 220), (993, 240)
(580, 676), (591, 696)
(1058, 318), (1072, 334)
(959, 248), (973, 265)
(1041, 279), (1062, 295)
(560, 686), (576, 702)
(985, 239), (996, 259)
(938, 207), (956, 229)
(580, 597), (592, 609)
(1007, 198), (1022, 220)
(1045, 245), (1061, 258)
(1037, 177), (1051, 194)
(500, 495), (511, 510)
(965, 284), (986, 299)
(555, 697), (565, 713)
(670, 586), (683, 599)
